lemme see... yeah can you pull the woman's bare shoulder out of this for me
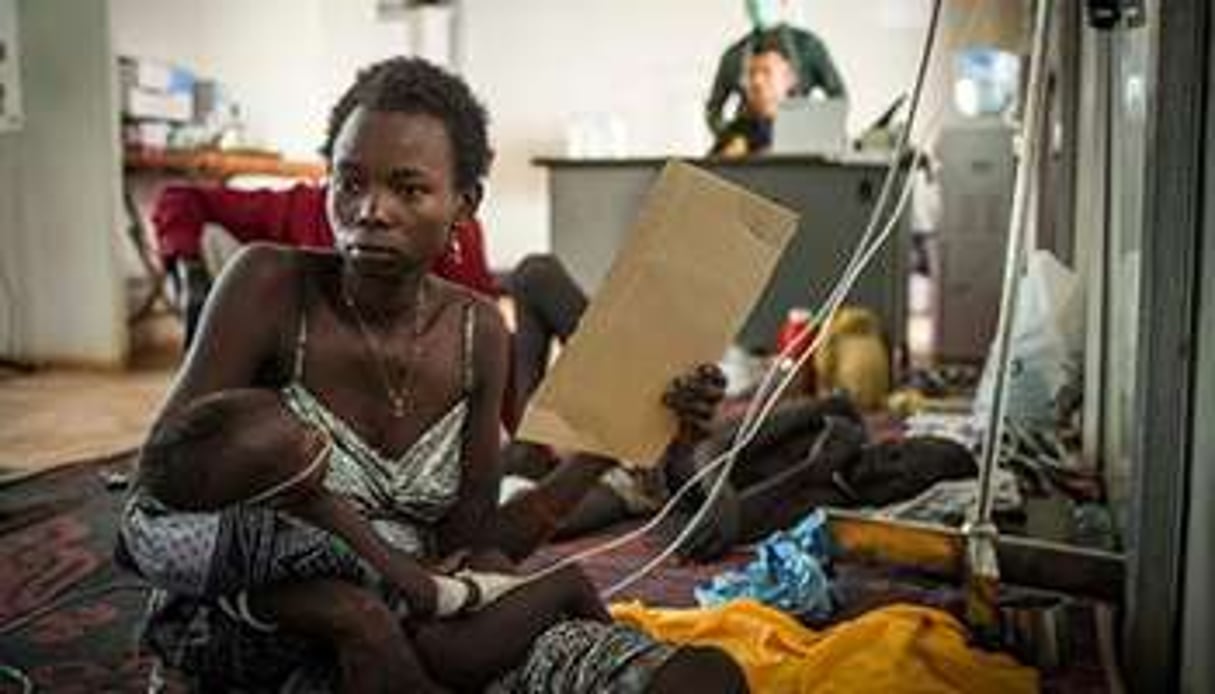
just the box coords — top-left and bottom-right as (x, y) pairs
(213, 244), (338, 307)
(428, 277), (506, 333)
(157, 246), (341, 416)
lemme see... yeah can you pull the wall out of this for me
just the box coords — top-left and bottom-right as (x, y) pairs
(0, 1), (951, 360)
(461, 0), (936, 267)
(109, 0), (416, 161)
(1181, 8), (1215, 688)
(0, 0), (126, 365)
(109, 0), (938, 269)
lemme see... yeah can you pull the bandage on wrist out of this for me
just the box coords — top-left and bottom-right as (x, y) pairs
(432, 574), (475, 618)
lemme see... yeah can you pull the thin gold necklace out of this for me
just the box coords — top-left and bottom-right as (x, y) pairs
(341, 278), (426, 419)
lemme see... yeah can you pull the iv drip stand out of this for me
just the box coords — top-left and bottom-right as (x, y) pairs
(964, 0), (1055, 644)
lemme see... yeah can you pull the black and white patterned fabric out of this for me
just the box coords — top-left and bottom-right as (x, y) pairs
(491, 619), (677, 694)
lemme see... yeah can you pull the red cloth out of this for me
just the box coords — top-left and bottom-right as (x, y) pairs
(152, 183), (499, 296)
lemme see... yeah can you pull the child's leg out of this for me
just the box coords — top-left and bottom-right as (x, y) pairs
(126, 498), (445, 692)
(250, 578), (448, 694)
(410, 565), (607, 690)
(508, 254), (588, 419)
(648, 645), (749, 693)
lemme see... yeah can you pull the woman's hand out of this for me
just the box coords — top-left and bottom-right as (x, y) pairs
(662, 363), (727, 444)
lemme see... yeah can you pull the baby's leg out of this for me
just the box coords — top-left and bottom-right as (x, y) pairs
(648, 645), (749, 693)
(411, 565), (607, 690)
(250, 578), (448, 694)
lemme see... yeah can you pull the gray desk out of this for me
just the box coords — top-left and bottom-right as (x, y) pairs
(535, 155), (907, 352)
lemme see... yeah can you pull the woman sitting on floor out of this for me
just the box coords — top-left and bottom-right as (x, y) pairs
(118, 56), (744, 693)
(129, 389), (620, 692)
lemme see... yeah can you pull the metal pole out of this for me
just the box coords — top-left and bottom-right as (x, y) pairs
(974, 0), (1055, 532)
(966, 0), (1056, 642)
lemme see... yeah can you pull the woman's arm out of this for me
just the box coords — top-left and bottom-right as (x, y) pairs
(155, 243), (298, 420)
(140, 250), (472, 616)
(137, 245), (299, 505)
(435, 298), (510, 557)
(285, 489), (446, 615)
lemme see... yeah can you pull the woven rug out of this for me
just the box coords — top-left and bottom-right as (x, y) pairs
(0, 456), (1108, 693)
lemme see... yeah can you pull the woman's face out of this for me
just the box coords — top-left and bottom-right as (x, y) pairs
(327, 106), (476, 276)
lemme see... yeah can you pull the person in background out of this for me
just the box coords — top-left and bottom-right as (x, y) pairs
(710, 36), (799, 157)
(706, 0), (846, 139)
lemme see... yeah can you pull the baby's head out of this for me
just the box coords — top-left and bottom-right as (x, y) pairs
(139, 389), (327, 509)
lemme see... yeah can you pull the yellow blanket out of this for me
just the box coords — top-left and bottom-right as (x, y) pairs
(611, 600), (1037, 694)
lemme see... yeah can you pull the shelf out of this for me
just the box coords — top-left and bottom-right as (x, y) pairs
(124, 147), (324, 181)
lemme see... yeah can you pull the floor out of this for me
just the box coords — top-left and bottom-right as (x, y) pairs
(0, 454), (1109, 693)
(0, 307), (1115, 692)
(0, 314), (179, 479)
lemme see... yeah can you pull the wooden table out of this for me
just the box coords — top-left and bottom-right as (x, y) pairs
(124, 147), (325, 181)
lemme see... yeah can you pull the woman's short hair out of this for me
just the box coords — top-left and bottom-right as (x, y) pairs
(321, 56), (491, 192)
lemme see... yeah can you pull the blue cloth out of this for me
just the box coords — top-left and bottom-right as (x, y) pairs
(694, 509), (834, 619)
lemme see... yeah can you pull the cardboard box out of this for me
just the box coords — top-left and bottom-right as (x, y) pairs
(518, 160), (797, 466)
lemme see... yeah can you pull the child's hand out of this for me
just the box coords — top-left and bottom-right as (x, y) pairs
(663, 364), (727, 443)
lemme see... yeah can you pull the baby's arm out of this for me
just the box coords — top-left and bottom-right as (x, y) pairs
(284, 489), (451, 616)
(409, 564), (608, 691)
(140, 388), (459, 618)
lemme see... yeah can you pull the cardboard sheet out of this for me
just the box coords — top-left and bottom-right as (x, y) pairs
(517, 160), (798, 466)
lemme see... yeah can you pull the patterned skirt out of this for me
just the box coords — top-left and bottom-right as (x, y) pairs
(490, 619), (677, 693)
(121, 494), (370, 690)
